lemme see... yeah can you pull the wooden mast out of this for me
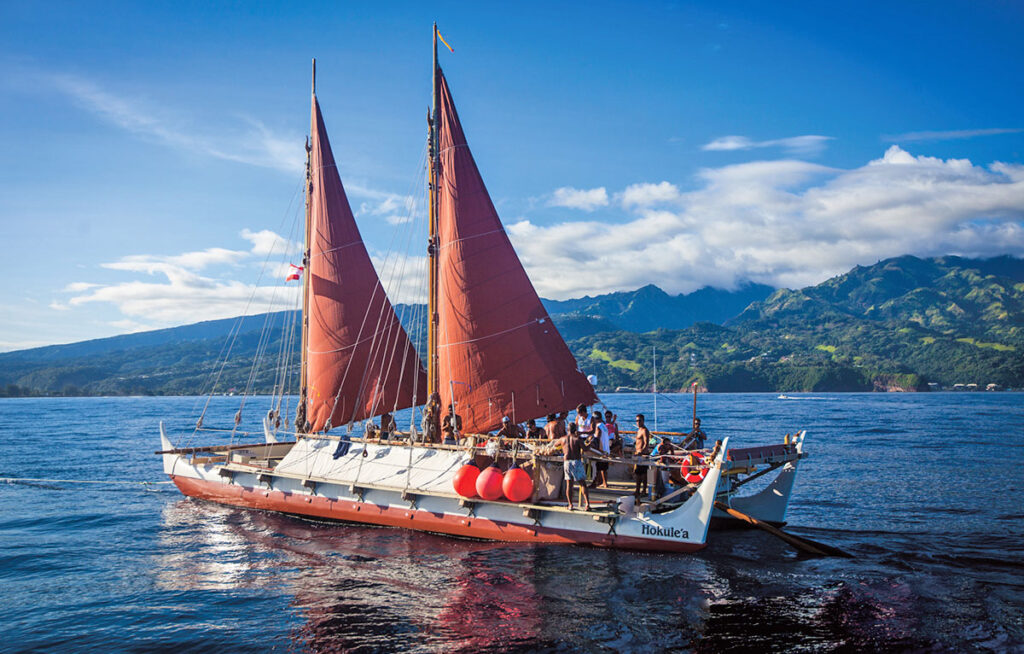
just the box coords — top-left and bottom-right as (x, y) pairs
(297, 58), (316, 433)
(427, 24), (440, 398)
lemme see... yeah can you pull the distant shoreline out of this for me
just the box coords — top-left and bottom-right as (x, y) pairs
(1, 389), (1018, 399)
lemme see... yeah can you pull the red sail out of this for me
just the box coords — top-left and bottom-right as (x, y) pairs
(306, 96), (426, 432)
(435, 71), (597, 433)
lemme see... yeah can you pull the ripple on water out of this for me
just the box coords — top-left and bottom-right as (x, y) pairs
(0, 394), (1022, 651)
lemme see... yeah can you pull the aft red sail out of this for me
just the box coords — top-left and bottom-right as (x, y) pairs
(435, 71), (597, 433)
(306, 96), (426, 432)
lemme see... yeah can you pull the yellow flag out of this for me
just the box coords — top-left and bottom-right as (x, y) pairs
(436, 28), (454, 53)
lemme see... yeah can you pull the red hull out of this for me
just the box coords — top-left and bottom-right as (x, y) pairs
(172, 475), (704, 553)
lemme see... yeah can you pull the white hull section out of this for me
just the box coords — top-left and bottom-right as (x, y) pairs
(160, 424), (728, 552)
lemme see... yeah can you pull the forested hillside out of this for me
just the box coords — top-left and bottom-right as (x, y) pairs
(1, 255), (1020, 395)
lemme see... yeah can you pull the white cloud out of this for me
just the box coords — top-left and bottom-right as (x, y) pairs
(512, 146), (1024, 299)
(371, 253), (428, 306)
(702, 134), (834, 156)
(63, 229), (301, 324)
(548, 186), (609, 211)
(884, 128), (1024, 142)
(48, 301), (70, 311)
(48, 73), (304, 173)
(241, 228), (299, 257)
(357, 193), (419, 227)
(620, 181), (683, 208)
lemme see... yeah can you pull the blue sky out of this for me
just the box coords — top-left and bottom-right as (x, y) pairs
(1, 1), (1023, 350)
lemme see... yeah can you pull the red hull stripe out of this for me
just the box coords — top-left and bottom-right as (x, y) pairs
(172, 476), (704, 553)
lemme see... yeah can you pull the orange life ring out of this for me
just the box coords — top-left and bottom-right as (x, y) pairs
(683, 451), (707, 484)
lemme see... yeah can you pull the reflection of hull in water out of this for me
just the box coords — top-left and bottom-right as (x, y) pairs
(160, 425), (726, 553)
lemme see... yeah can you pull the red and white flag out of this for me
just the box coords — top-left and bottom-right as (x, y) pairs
(285, 264), (304, 282)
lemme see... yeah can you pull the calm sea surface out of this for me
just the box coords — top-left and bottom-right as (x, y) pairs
(1, 393), (1022, 652)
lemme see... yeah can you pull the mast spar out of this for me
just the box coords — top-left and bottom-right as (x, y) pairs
(297, 57), (316, 434)
(427, 24), (440, 399)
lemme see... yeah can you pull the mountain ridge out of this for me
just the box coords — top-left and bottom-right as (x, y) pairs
(2, 255), (1022, 395)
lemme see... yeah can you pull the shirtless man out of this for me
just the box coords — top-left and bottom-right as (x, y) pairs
(543, 413), (565, 441)
(496, 415), (524, 439)
(547, 423), (591, 511)
(633, 413), (652, 500)
(441, 404), (462, 444)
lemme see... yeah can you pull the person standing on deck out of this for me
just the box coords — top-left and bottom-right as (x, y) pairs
(575, 404), (594, 442)
(633, 414), (652, 500)
(525, 418), (543, 439)
(380, 412), (396, 440)
(604, 411), (619, 442)
(557, 411), (569, 432)
(442, 403), (462, 444)
(682, 417), (706, 450)
(497, 416), (525, 439)
(543, 413), (564, 441)
(605, 411), (622, 457)
(589, 411), (611, 489)
(422, 392), (442, 443)
(653, 436), (676, 499)
(545, 422), (591, 511)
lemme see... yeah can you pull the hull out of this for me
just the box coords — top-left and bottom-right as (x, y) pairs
(171, 475), (703, 552)
(712, 431), (807, 525)
(160, 425), (726, 553)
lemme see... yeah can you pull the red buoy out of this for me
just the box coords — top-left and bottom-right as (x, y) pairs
(453, 463), (480, 497)
(502, 465), (534, 503)
(476, 464), (505, 501)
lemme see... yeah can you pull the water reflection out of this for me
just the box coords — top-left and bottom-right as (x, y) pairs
(154, 495), (998, 652)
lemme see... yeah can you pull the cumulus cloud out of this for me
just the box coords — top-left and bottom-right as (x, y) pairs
(358, 193), (419, 226)
(511, 145), (1024, 298)
(62, 229), (303, 325)
(620, 181), (683, 208)
(549, 186), (609, 211)
(884, 127), (1024, 142)
(57, 226), (427, 328)
(702, 134), (834, 156)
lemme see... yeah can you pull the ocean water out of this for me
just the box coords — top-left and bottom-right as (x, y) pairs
(1, 393), (1022, 652)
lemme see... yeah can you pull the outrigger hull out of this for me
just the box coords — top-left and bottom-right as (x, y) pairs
(160, 425), (726, 553)
(712, 431), (807, 527)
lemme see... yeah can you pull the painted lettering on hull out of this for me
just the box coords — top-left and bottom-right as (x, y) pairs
(640, 523), (689, 539)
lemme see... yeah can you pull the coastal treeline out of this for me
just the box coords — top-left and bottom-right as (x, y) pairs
(1, 255), (1020, 396)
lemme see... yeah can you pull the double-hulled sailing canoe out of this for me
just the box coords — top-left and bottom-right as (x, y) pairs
(158, 26), (807, 552)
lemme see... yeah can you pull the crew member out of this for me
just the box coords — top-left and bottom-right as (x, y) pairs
(546, 423), (591, 511)
(633, 413), (651, 500)
(682, 417), (707, 450)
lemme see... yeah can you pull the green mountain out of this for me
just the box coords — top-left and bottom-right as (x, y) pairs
(543, 282), (774, 336)
(1, 255), (1021, 396)
(575, 255), (1023, 392)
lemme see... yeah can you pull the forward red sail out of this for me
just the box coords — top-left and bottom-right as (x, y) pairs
(305, 96), (426, 432)
(435, 71), (597, 433)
